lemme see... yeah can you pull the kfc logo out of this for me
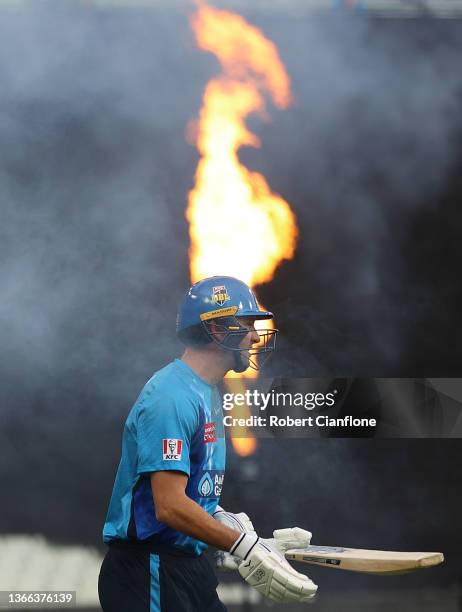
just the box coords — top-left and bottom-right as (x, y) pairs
(204, 422), (216, 443)
(163, 439), (183, 461)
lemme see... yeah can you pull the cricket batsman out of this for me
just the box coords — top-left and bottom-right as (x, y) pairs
(98, 276), (318, 611)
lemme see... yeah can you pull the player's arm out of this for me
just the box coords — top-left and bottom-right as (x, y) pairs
(150, 471), (239, 551)
(151, 471), (317, 603)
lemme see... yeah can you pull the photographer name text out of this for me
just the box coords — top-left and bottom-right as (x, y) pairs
(223, 415), (376, 428)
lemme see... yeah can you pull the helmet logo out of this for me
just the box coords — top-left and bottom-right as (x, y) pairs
(212, 285), (230, 307)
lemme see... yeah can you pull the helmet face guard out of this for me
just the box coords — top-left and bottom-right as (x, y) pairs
(199, 306), (277, 371)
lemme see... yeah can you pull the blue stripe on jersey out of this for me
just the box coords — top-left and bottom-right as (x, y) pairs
(133, 476), (158, 540)
(149, 554), (160, 612)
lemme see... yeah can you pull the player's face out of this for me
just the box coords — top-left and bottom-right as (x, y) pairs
(237, 317), (260, 353)
(209, 317), (261, 373)
(231, 317), (260, 371)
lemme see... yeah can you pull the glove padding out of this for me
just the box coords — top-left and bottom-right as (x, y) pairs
(213, 506), (255, 572)
(216, 525), (312, 572)
(268, 527), (312, 553)
(231, 533), (318, 604)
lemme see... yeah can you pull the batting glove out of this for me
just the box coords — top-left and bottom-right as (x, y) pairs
(213, 506), (256, 571)
(269, 527), (313, 553)
(231, 532), (318, 604)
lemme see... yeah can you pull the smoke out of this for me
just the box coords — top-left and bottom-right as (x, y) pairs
(2, 4), (461, 394)
(245, 14), (462, 375)
(0, 4), (201, 418)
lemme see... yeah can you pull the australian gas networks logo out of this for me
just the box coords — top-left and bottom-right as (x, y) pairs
(198, 471), (225, 497)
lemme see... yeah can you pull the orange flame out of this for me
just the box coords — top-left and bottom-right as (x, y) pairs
(231, 435), (257, 458)
(188, 1), (297, 455)
(188, 1), (297, 286)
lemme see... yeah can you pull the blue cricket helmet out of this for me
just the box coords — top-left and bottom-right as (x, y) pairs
(176, 276), (277, 371)
(177, 276), (273, 334)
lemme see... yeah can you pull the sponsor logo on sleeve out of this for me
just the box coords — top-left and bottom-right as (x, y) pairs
(163, 439), (183, 461)
(204, 422), (217, 443)
(197, 470), (225, 497)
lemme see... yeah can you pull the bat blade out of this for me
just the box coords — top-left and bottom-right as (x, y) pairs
(285, 546), (444, 574)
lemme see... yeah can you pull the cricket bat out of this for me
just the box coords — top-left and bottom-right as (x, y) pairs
(285, 545), (444, 574)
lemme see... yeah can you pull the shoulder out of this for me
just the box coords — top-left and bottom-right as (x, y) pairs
(135, 361), (200, 418)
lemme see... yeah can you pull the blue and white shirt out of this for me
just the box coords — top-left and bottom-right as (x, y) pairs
(103, 359), (226, 555)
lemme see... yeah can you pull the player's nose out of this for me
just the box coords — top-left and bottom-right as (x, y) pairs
(250, 329), (260, 344)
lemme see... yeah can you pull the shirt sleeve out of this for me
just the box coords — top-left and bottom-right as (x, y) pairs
(136, 385), (199, 477)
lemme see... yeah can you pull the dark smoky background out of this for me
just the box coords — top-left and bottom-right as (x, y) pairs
(0, 1), (461, 609)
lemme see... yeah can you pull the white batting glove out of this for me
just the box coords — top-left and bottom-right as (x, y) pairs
(230, 532), (318, 604)
(268, 527), (312, 554)
(213, 505), (255, 532)
(213, 506), (255, 572)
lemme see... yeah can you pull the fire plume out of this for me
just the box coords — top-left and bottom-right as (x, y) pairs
(188, 2), (297, 455)
(188, 1), (297, 286)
